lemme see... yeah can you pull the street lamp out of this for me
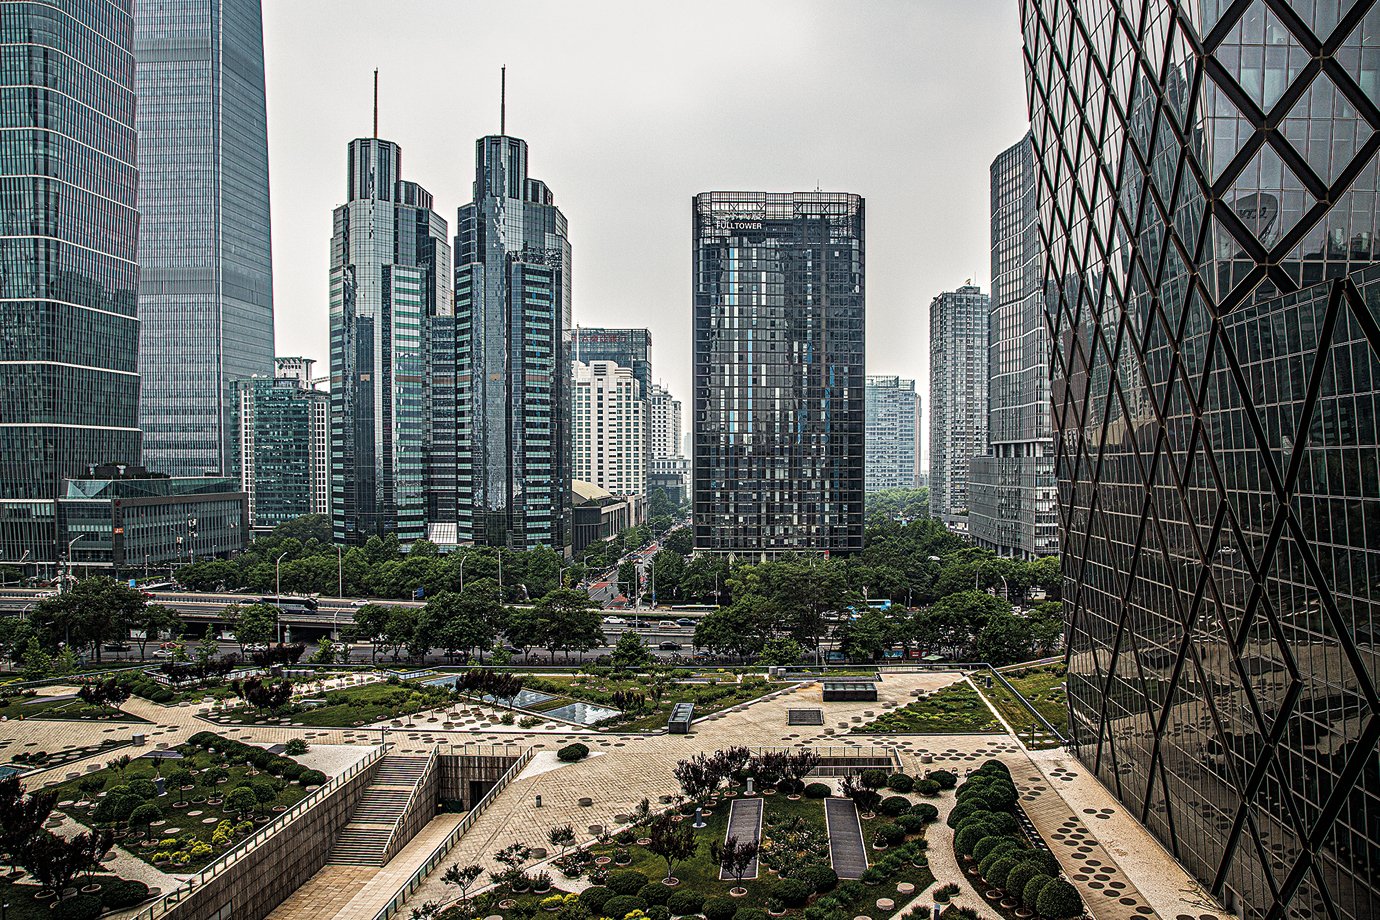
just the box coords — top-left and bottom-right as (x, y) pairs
(62, 534), (88, 593)
(457, 550), (468, 594)
(275, 551), (288, 644)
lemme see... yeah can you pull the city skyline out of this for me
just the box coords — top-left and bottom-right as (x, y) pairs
(257, 1), (1029, 439)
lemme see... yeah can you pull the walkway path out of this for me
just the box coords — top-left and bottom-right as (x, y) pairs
(824, 797), (868, 880)
(719, 797), (763, 880)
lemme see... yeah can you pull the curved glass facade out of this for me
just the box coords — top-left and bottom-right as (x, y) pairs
(0, 0), (142, 564)
(1024, 1), (1380, 916)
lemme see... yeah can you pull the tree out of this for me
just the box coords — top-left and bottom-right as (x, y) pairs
(975, 610), (1035, 665)
(694, 595), (777, 658)
(129, 802), (162, 837)
(534, 589), (604, 661)
(547, 824), (576, 857)
(710, 834), (758, 888)
(646, 812), (697, 883)
(442, 863), (483, 902)
(838, 609), (889, 661)
(0, 776), (56, 871)
(617, 561), (639, 602)
(32, 576), (145, 661)
(195, 629), (220, 667)
(128, 603), (183, 659)
(423, 583), (501, 663)
(1034, 878), (1083, 919)
(227, 603), (277, 654)
(384, 606), (422, 661)
(226, 787), (258, 818)
(756, 637), (803, 666)
(865, 488), (930, 526)
(349, 603), (392, 662)
(611, 632), (652, 672)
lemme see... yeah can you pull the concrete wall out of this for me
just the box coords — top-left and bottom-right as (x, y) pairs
(438, 752), (521, 808)
(165, 757), (379, 920)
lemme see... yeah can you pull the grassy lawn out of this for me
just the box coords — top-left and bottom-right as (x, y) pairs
(974, 669), (1065, 749)
(852, 683), (1002, 734)
(521, 674), (783, 731)
(44, 733), (316, 871)
(0, 692), (145, 722)
(1000, 665), (1068, 732)
(208, 679), (453, 727)
(570, 794), (933, 920)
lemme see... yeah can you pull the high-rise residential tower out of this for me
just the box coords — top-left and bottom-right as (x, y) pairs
(453, 134), (572, 551)
(234, 358), (330, 530)
(134, 0), (275, 478)
(0, 0), (142, 565)
(864, 376), (921, 493)
(329, 138), (451, 545)
(572, 328), (653, 397)
(928, 285), (990, 528)
(692, 192), (866, 555)
(647, 383), (682, 462)
(968, 134), (1056, 558)
(1025, 2), (1380, 917)
(572, 361), (645, 498)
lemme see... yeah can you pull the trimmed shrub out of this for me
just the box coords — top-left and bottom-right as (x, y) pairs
(896, 813), (925, 834)
(667, 890), (704, 916)
(977, 760), (1011, 779)
(859, 769), (888, 789)
(928, 769), (957, 789)
(914, 779), (941, 797)
(281, 762), (306, 782)
(580, 886), (614, 913)
(1013, 849), (1061, 876)
(602, 895), (647, 919)
(648, 908), (671, 920)
(794, 863), (837, 894)
(558, 743), (590, 762)
(772, 879), (810, 908)
(875, 822), (906, 846)
(803, 782), (831, 799)
(954, 822), (995, 857)
(985, 855), (1020, 890)
(51, 895), (102, 920)
(974, 835), (1017, 863)
(909, 802), (939, 824)
(639, 883), (672, 906)
(945, 801), (984, 828)
(702, 897), (738, 920)
(1003, 861), (1043, 901)
(129, 778), (158, 799)
(878, 795), (910, 817)
(1035, 879), (1083, 919)
(885, 773), (913, 792)
(1021, 874), (1055, 909)
(100, 879), (151, 909)
(299, 769), (327, 786)
(732, 910), (768, 920)
(607, 870), (647, 896)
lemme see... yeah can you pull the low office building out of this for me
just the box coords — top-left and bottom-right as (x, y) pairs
(571, 480), (644, 554)
(649, 457), (691, 506)
(60, 465), (248, 571)
(234, 357), (330, 530)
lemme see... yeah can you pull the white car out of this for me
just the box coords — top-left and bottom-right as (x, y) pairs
(605, 616), (626, 625)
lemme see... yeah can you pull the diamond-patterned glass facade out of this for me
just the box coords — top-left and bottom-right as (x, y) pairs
(1024, 1), (1380, 917)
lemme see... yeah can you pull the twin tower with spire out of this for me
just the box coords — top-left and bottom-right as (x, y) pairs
(329, 70), (573, 552)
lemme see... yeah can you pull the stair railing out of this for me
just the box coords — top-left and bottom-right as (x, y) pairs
(382, 744), (441, 863)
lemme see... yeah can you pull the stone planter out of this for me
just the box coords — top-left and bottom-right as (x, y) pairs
(762, 789), (776, 796)
(1000, 898), (1018, 909)
(34, 889), (56, 902)
(729, 887), (748, 898)
(984, 890), (1002, 901)
(595, 857), (612, 866)
(787, 794), (801, 801)
(81, 885), (102, 894)
(661, 877), (679, 887)
(637, 838), (652, 847)
(499, 900), (517, 910)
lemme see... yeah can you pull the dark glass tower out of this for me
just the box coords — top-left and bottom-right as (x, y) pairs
(572, 327), (653, 396)
(969, 134), (1056, 558)
(330, 139), (450, 545)
(1025, 1), (1380, 917)
(134, 0), (274, 477)
(453, 135), (572, 551)
(692, 191), (866, 556)
(0, 0), (142, 565)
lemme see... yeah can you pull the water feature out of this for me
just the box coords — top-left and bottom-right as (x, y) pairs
(544, 701), (621, 725)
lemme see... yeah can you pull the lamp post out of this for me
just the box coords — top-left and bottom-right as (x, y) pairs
(458, 550), (468, 594)
(275, 551), (288, 644)
(63, 534), (88, 594)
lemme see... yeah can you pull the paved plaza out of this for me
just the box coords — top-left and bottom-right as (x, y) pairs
(0, 671), (1235, 920)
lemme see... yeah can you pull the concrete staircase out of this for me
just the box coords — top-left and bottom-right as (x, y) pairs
(327, 755), (431, 866)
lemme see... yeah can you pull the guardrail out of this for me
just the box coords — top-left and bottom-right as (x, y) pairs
(135, 745), (385, 920)
(383, 744), (441, 864)
(983, 664), (1067, 746)
(370, 746), (534, 920)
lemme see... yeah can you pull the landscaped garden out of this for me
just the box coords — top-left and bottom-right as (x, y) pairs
(42, 731), (325, 872)
(517, 673), (783, 731)
(207, 676), (455, 727)
(851, 683), (1001, 734)
(971, 670), (1065, 750)
(0, 680), (145, 722)
(948, 760), (1084, 919)
(998, 665), (1067, 733)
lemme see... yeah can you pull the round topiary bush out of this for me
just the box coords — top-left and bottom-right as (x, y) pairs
(602, 895), (647, 919)
(667, 890), (704, 916)
(1035, 878), (1083, 919)
(794, 863), (837, 894)
(978, 760), (1011, 779)
(639, 883), (672, 906)
(607, 869), (647, 896)
(281, 762), (306, 781)
(985, 855), (1020, 890)
(859, 769), (888, 789)
(914, 779), (940, 797)
(803, 782), (831, 799)
(927, 769), (957, 789)
(878, 795), (910, 817)
(973, 834), (1017, 863)
(732, 909), (768, 920)
(955, 822), (995, 857)
(1003, 861), (1043, 903)
(896, 813), (925, 834)
(558, 743), (590, 762)
(875, 822), (906, 846)
(909, 802), (939, 824)
(51, 894), (102, 920)
(100, 879), (151, 909)
(1013, 849), (1061, 876)
(772, 878), (810, 908)
(885, 773), (913, 792)
(298, 769), (327, 786)
(702, 897), (738, 920)
(945, 801), (984, 828)
(580, 886), (614, 913)
(647, 907), (671, 920)
(1021, 874), (1055, 909)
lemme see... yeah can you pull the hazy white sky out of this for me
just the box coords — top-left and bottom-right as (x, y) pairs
(263, 0), (1030, 464)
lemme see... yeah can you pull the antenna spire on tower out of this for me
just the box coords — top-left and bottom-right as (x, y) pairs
(372, 69), (379, 138)
(500, 65), (507, 135)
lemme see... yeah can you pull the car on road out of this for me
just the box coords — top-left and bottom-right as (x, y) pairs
(151, 648), (175, 659)
(658, 641), (683, 651)
(604, 616), (626, 625)
(658, 620), (676, 629)
(675, 617), (695, 627)
(102, 642), (130, 652)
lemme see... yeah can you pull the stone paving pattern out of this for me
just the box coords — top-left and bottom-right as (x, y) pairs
(1, 671), (1234, 920)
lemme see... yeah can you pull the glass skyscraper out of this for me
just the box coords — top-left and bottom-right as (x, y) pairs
(572, 327), (653, 397)
(928, 285), (990, 528)
(330, 138), (451, 545)
(1025, 1), (1380, 917)
(234, 358), (330, 530)
(0, 0), (142, 565)
(692, 192), (866, 555)
(453, 134), (572, 551)
(864, 376), (921, 494)
(969, 134), (1057, 558)
(134, 0), (274, 478)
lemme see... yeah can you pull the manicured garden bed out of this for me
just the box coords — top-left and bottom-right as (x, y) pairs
(0, 873), (155, 920)
(972, 675), (1062, 749)
(852, 683), (1001, 734)
(208, 679), (453, 727)
(0, 690), (142, 722)
(998, 665), (1067, 732)
(43, 732), (323, 871)
(521, 674), (785, 731)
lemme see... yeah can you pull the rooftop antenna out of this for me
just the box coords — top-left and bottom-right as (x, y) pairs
(372, 69), (379, 138)
(500, 65), (507, 135)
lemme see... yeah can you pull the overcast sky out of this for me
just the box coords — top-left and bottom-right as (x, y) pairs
(263, 0), (1030, 467)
